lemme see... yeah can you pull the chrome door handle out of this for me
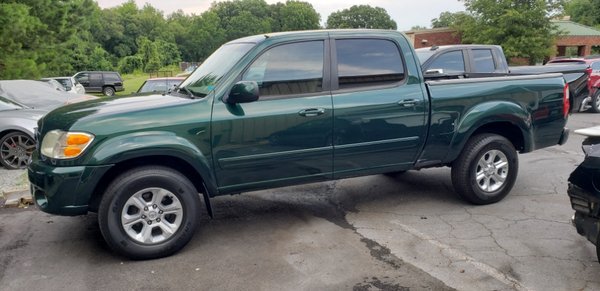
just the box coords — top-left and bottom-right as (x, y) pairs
(298, 108), (326, 117)
(397, 99), (419, 107)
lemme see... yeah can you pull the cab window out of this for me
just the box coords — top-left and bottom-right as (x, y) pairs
(472, 49), (496, 73)
(242, 41), (324, 97)
(335, 39), (405, 89)
(429, 51), (465, 73)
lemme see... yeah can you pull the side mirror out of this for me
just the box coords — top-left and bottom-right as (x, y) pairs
(425, 68), (444, 75)
(225, 81), (259, 104)
(65, 86), (72, 91)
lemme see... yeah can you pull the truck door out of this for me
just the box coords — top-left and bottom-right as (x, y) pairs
(211, 39), (333, 192)
(331, 38), (428, 177)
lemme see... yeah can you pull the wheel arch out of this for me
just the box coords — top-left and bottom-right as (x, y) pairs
(445, 102), (531, 163)
(83, 132), (217, 214)
(88, 155), (213, 213)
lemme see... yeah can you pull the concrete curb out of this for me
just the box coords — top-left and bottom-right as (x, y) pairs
(2, 187), (32, 208)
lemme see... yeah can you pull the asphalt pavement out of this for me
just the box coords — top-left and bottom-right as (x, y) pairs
(0, 113), (599, 290)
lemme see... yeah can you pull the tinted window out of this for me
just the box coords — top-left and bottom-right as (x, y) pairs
(336, 39), (404, 89)
(75, 73), (88, 82)
(242, 41), (323, 97)
(428, 51), (465, 73)
(167, 79), (183, 87)
(591, 62), (600, 71)
(104, 73), (121, 82)
(472, 49), (496, 73)
(55, 78), (72, 88)
(415, 49), (436, 64)
(90, 73), (102, 81)
(138, 80), (167, 93)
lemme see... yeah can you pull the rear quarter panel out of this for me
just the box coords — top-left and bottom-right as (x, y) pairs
(421, 74), (567, 163)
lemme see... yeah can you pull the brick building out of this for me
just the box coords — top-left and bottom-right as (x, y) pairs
(553, 20), (600, 57)
(404, 27), (461, 49)
(404, 20), (600, 57)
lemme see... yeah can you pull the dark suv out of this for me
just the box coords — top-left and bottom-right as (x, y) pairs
(73, 71), (124, 96)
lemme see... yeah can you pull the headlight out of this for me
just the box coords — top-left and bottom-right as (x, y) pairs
(41, 130), (94, 159)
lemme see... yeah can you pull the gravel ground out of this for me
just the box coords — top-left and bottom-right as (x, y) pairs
(0, 168), (28, 196)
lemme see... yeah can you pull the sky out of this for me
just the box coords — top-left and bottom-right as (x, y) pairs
(95, 0), (466, 31)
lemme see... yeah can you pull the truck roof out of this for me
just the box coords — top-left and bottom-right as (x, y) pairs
(228, 29), (405, 44)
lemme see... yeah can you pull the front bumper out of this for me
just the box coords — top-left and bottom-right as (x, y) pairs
(28, 159), (112, 216)
(568, 183), (600, 246)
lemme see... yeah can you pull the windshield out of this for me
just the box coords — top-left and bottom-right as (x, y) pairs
(0, 96), (24, 111)
(415, 49), (436, 64)
(179, 43), (255, 97)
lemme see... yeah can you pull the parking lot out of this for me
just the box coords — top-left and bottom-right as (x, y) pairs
(0, 113), (599, 290)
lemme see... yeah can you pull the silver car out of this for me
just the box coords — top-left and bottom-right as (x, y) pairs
(42, 76), (86, 94)
(0, 96), (47, 169)
(0, 80), (96, 110)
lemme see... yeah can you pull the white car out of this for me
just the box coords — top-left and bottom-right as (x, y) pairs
(41, 76), (86, 94)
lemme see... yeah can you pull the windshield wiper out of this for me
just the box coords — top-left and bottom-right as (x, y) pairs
(173, 85), (195, 99)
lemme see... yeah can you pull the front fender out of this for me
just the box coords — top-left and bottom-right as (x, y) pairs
(84, 131), (217, 196)
(446, 101), (532, 162)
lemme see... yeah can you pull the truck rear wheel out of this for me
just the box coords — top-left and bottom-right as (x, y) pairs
(591, 90), (600, 113)
(597, 233), (600, 263)
(98, 166), (200, 260)
(102, 86), (115, 96)
(451, 134), (518, 205)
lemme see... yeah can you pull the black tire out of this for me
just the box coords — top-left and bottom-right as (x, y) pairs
(98, 166), (200, 260)
(597, 233), (600, 264)
(0, 131), (35, 169)
(103, 86), (115, 96)
(591, 90), (600, 113)
(451, 134), (518, 205)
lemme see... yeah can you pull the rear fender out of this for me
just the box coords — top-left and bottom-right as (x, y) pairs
(446, 101), (531, 162)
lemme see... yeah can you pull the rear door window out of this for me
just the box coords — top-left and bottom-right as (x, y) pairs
(335, 39), (405, 90)
(90, 73), (103, 81)
(104, 73), (121, 82)
(472, 49), (496, 73)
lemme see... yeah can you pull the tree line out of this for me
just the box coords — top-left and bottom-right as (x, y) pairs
(1, 0), (597, 79)
(0, 0), (397, 79)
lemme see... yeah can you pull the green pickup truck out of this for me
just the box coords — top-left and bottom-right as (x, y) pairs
(29, 30), (570, 259)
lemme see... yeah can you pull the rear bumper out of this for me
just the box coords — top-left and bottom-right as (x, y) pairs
(28, 159), (112, 216)
(568, 183), (600, 246)
(558, 127), (570, 145)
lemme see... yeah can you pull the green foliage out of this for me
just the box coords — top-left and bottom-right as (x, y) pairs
(275, 1), (320, 31)
(118, 56), (143, 74)
(410, 25), (429, 31)
(457, 0), (560, 64)
(326, 5), (397, 30)
(0, 3), (44, 79)
(1, 0), (323, 78)
(431, 11), (474, 28)
(137, 37), (161, 72)
(565, 0), (600, 26)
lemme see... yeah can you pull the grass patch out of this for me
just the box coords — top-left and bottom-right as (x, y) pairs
(116, 72), (149, 96)
(89, 69), (185, 97)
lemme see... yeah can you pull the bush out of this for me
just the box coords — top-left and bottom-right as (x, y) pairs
(118, 55), (143, 74)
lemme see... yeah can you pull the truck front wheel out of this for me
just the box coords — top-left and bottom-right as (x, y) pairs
(451, 134), (518, 205)
(98, 166), (201, 260)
